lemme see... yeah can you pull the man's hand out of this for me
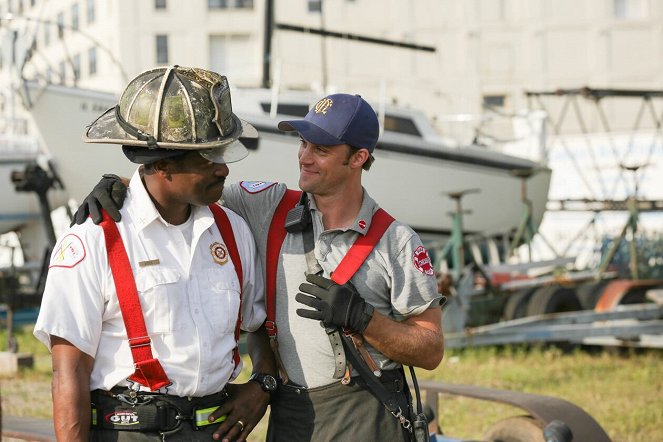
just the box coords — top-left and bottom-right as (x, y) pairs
(71, 174), (127, 225)
(209, 382), (270, 442)
(296, 274), (374, 333)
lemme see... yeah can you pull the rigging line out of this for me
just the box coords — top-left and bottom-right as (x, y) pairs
(571, 95), (609, 198)
(623, 97), (648, 160)
(631, 99), (663, 200)
(643, 100), (663, 170)
(593, 98), (629, 196)
(561, 212), (599, 258)
(606, 98), (648, 198)
(535, 94), (599, 200)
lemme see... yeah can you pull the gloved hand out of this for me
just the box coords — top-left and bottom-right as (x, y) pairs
(71, 174), (127, 226)
(296, 274), (375, 334)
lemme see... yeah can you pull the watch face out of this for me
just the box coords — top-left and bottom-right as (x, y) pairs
(262, 374), (278, 391)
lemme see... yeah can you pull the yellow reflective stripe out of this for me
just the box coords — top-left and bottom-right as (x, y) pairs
(195, 406), (225, 427)
(91, 407), (97, 426)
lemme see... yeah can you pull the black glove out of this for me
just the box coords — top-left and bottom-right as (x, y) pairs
(296, 274), (375, 334)
(71, 174), (127, 226)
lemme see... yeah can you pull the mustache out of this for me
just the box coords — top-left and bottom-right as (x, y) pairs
(209, 177), (226, 188)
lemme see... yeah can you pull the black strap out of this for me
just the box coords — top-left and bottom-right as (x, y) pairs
(114, 106), (160, 149)
(339, 332), (413, 432)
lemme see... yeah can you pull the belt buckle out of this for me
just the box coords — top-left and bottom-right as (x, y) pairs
(192, 405), (225, 430)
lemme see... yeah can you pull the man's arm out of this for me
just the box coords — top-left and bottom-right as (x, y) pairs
(297, 274), (444, 370)
(210, 326), (277, 441)
(363, 308), (443, 369)
(51, 336), (94, 442)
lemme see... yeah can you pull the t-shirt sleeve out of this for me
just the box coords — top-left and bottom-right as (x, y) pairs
(33, 222), (107, 358)
(389, 224), (443, 320)
(225, 210), (266, 332)
(222, 181), (287, 240)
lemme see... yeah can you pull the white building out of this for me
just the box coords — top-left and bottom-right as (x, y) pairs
(1, 0), (662, 126)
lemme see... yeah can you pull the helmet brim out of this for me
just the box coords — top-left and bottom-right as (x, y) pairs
(83, 106), (258, 153)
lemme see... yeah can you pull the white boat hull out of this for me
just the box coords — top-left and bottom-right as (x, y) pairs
(13, 83), (550, 243)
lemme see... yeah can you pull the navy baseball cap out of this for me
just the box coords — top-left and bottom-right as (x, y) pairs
(278, 94), (380, 152)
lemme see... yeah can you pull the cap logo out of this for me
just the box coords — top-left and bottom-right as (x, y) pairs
(314, 98), (333, 115)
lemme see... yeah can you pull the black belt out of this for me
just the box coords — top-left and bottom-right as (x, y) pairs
(277, 368), (406, 395)
(90, 387), (228, 432)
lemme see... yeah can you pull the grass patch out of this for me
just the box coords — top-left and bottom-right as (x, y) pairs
(424, 346), (663, 442)
(2, 327), (661, 441)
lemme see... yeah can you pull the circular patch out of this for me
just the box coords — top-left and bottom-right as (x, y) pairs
(413, 245), (434, 276)
(210, 242), (228, 265)
(358, 219), (367, 230)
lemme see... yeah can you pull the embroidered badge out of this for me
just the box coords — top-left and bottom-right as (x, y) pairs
(105, 410), (140, 426)
(358, 219), (367, 230)
(49, 234), (86, 269)
(210, 242), (229, 265)
(413, 246), (434, 276)
(314, 98), (333, 114)
(239, 181), (277, 194)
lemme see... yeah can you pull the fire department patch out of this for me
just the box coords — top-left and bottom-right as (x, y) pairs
(239, 181), (277, 194)
(413, 245), (434, 276)
(358, 219), (367, 230)
(210, 242), (228, 265)
(49, 234), (86, 269)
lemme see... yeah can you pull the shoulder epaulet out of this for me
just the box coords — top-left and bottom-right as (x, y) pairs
(239, 181), (277, 194)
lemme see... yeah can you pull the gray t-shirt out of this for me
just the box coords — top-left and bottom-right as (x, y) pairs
(223, 181), (442, 388)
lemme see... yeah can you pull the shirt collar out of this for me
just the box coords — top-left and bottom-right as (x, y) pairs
(126, 168), (214, 233)
(308, 187), (379, 235)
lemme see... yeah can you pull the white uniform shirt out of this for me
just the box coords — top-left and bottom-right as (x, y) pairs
(34, 170), (265, 397)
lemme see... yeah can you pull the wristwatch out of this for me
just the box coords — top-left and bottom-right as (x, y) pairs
(249, 372), (278, 392)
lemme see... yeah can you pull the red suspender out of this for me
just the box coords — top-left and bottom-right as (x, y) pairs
(265, 190), (302, 338)
(99, 204), (245, 391)
(265, 192), (395, 336)
(331, 209), (395, 285)
(100, 210), (171, 391)
(208, 203), (244, 369)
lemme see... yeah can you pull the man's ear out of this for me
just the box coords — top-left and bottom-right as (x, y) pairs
(151, 159), (174, 180)
(350, 148), (370, 170)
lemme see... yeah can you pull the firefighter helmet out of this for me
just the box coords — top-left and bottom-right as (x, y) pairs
(83, 66), (257, 164)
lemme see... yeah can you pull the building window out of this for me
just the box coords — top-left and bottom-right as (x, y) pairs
(57, 12), (65, 39)
(87, 0), (95, 23)
(59, 61), (66, 84)
(46, 67), (53, 83)
(156, 34), (169, 64)
(236, 0), (253, 8)
(7, 0), (12, 14)
(43, 22), (50, 46)
(88, 47), (97, 75)
(155, 0), (166, 9)
(383, 115), (421, 136)
(71, 3), (79, 31)
(308, 0), (322, 12)
(72, 54), (81, 81)
(30, 0), (35, 7)
(613, 0), (646, 19)
(483, 94), (506, 108)
(208, 0), (228, 8)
